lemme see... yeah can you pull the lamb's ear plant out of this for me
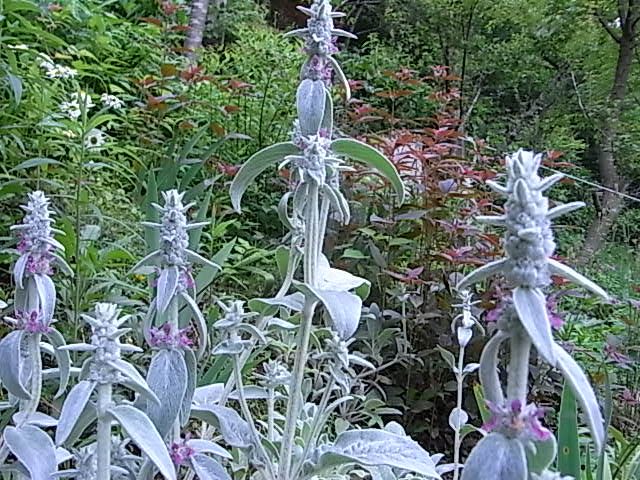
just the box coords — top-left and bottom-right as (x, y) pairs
(55, 302), (176, 480)
(457, 149), (608, 480)
(225, 1), (440, 479)
(0, 191), (72, 475)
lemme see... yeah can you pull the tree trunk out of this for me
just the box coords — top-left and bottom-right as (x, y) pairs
(578, 2), (637, 263)
(185, 0), (212, 58)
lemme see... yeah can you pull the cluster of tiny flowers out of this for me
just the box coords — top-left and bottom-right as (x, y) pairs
(40, 55), (77, 79)
(169, 437), (195, 466)
(487, 291), (564, 329)
(12, 310), (52, 334)
(157, 190), (190, 267)
(483, 399), (551, 442)
(501, 150), (556, 288)
(60, 91), (95, 120)
(148, 323), (193, 349)
(303, 0), (337, 57)
(13, 191), (56, 277)
(100, 93), (124, 109)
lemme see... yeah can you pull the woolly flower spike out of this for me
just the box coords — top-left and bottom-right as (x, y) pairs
(6, 310), (52, 334)
(483, 399), (551, 442)
(148, 323), (193, 349)
(132, 189), (217, 357)
(72, 439), (136, 479)
(170, 437), (195, 466)
(256, 360), (291, 389)
(285, 0), (355, 96)
(68, 303), (141, 384)
(211, 300), (263, 356)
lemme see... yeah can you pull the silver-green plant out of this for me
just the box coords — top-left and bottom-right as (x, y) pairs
(457, 149), (608, 480)
(0, 191), (72, 475)
(55, 302), (175, 480)
(224, 1), (441, 479)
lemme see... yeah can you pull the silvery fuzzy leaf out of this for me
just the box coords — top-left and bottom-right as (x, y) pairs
(34, 273), (56, 324)
(348, 354), (375, 370)
(193, 383), (224, 406)
(538, 173), (564, 191)
(186, 250), (220, 270)
(108, 359), (160, 405)
(513, 287), (556, 365)
(55, 447), (73, 464)
(229, 386), (270, 401)
(448, 408), (468, 430)
(44, 328), (71, 398)
(249, 292), (306, 314)
(316, 429), (440, 479)
(0, 330), (30, 399)
(156, 266), (179, 314)
(553, 343), (605, 452)
(463, 363), (480, 375)
(180, 348), (197, 427)
(460, 433), (527, 480)
(55, 380), (96, 445)
(51, 253), (74, 277)
(187, 439), (232, 459)
(296, 283), (362, 340)
(479, 332), (508, 404)
(181, 292), (207, 357)
(0, 463), (29, 477)
(190, 404), (253, 448)
(321, 88), (333, 137)
(457, 259), (506, 291)
(327, 55), (350, 99)
(283, 27), (308, 38)
(4, 425), (58, 480)
(63, 401), (96, 446)
(266, 318), (297, 329)
(322, 184), (350, 224)
(331, 28), (358, 39)
(547, 258), (608, 300)
(526, 435), (557, 474)
(108, 405), (176, 480)
(211, 339), (251, 356)
(297, 78), (326, 135)
(13, 254), (28, 289)
(547, 201), (585, 220)
(317, 254), (369, 292)
(13, 411), (58, 428)
(0, 299), (6, 309)
(190, 454), (231, 480)
(146, 349), (188, 439)
(130, 249), (162, 274)
(230, 142), (301, 213)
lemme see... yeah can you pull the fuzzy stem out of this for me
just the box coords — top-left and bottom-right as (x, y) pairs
(233, 356), (276, 480)
(317, 195), (330, 253)
(452, 345), (465, 480)
(278, 298), (318, 480)
(168, 297), (181, 441)
(506, 329), (532, 403)
(267, 387), (276, 442)
(96, 383), (113, 480)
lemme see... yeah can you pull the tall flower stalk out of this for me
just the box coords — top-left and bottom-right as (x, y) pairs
(458, 150), (608, 479)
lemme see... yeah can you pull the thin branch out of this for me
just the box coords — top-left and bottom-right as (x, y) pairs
(570, 71), (591, 120)
(596, 12), (622, 43)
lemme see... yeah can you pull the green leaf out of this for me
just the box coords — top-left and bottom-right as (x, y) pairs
(12, 157), (62, 170)
(330, 138), (405, 203)
(230, 142), (300, 212)
(558, 381), (581, 479)
(5, 73), (22, 105)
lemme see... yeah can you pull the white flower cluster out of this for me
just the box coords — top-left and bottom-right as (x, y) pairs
(39, 54), (77, 79)
(60, 91), (94, 120)
(100, 93), (124, 110)
(84, 128), (107, 150)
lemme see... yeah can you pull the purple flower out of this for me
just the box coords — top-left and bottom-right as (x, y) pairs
(170, 437), (195, 466)
(148, 323), (193, 349)
(604, 343), (632, 368)
(483, 399), (551, 441)
(12, 310), (52, 334)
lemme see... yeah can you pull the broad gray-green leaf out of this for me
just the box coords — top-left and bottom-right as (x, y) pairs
(461, 433), (527, 480)
(180, 348), (197, 426)
(318, 429), (440, 479)
(554, 343), (604, 452)
(108, 405), (176, 480)
(457, 259), (506, 291)
(527, 435), (557, 474)
(321, 88), (334, 136)
(44, 328), (71, 398)
(190, 454), (231, 480)
(249, 292), (305, 314)
(331, 138), (405, 204)
(156, 266), (179, 313)
(63, 401), (96, 446)
(297, 79), (326, 135)
(448, 408), (468, 430)
(0, 330), (30, 399)
(55, 380), (96, 445)
(12, 411), (57, 428)
(146, 349), (188, 438)
(187, 439), (232, 459)
(190, 404), (252, 448)
(513, 287), (556, 366)
(34, 273), (56, 324)
(317, 254), (369, 292)
(230, 142), (301, 212)
(108, 359), (160, 405)
(547, 258), (608, 301)
(479, 332), (508, 404)
(181, 292), (207, 357)
(4, 425), (57, 480)
(192, 384), (224, 406)
(297, 283), (362, 340)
